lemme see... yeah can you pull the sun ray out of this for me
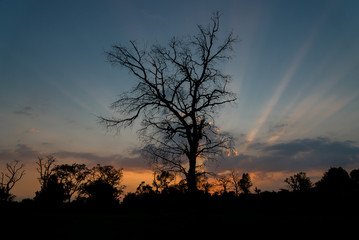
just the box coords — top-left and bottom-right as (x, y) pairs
(241, 34), (315, 153)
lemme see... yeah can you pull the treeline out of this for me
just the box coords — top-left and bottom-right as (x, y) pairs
(123, 167), (359, 214)
(1, 155), (359, 212)
(1, 156), (125, 205)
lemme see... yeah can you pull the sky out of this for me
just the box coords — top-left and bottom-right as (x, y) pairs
(1, 0), (359, 199)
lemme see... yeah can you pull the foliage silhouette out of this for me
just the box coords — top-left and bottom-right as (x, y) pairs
(239, 173), (253, 194)
(34, 175), (66, 205)
(33, 156), (125, 206)
(285, 171), (313, 192)
(1, 163), (359, 238)
(152, 170), (175, 193)
(53, 163), (90, 202)
(136, 181), (155, 195)
(80, 164), (125, 206)
(315, 167), (352, 195)
(81, 179), (120, 206)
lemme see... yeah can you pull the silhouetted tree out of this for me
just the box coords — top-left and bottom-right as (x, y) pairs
(216, 175), (231, 194)
(285, 172), (313, 192)
(100, 12), (237, 192)
(34, 156), (65, 204)
(34, 175), (66, 205)
(34, 155), (67, 204)
(196, 174), (213, 194)
(230, 169), (241, 196)
(81, 165), (125, 205)
(136, 181), (154, 195)
(152, 170), (175, 193)
(82, 179), (120, 206)
(315, 167), (352, 195)
(0, 160), (25, 201)
(36, 155), (56, 190)
(53, 163), (90, 202)
(350, 169), (359, 193)
(239, 173), (252, 194)
(254, 186), (261, 195)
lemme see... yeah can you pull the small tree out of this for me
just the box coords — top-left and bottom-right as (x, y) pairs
(82, 165), (125, 205)
(152, 170), (175, 193)
(35, 156), (67, 204)
(254, 186), (261, 195)
(0, 160), (25, 201)
(196, 174), (213, 194)
(136, 181), (154, 195)
(239, 173), (252, 194)
(216, 175), (231, 194)
(34, 175), (66, 205)
(53, 163), (90, 202)
(36, 155), (56, 190)
(230, 169), (241, 196)
(285, 172), (313, 192)
(316, 167), (351, 195)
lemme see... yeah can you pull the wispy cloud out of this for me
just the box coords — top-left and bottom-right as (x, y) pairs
(275, 88), (359, 141)
(13, 106), (34, 116)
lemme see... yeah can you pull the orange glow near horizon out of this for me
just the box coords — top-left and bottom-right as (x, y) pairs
(7, 160), (336, 200)
(122, 170), (154, 193)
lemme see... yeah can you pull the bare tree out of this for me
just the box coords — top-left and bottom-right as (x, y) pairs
(215, 174), (232, 194)
(230, 169), (241, 196)
(0, 160), (25, 201)
(101, 12), (237, 192)
(36, 155), (56, 190)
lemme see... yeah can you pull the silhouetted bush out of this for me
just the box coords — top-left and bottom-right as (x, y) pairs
(81, 179), (120, 206)
(315, 167), (352, 196)
(79, 164), (125, 207)
(34, 175), (66, 205)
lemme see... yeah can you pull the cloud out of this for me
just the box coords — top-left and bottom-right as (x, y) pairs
(0, 144), (41, 163)
(213, 137), (359, 173)
(26, 129), (40, 134)
(266, 122), (289, 143)
(0, 144), (150, 173)
(3, 137), (359, 179)
(52, 150), (150, 173)
(13, 106), (34, 116)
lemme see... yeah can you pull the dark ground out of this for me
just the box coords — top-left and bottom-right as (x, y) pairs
(1, 193), (358, 239)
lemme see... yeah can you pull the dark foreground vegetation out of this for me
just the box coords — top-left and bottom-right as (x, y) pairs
(1, 157), (359, 238)
(1, 188), (359, 238)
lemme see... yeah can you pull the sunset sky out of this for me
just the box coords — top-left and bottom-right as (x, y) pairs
(1, 0), (359, 199)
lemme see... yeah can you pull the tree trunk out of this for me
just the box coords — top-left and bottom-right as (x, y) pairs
(187, 150), (198, 193)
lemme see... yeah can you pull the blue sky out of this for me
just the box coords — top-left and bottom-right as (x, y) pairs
(1, 0), (359, 198)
